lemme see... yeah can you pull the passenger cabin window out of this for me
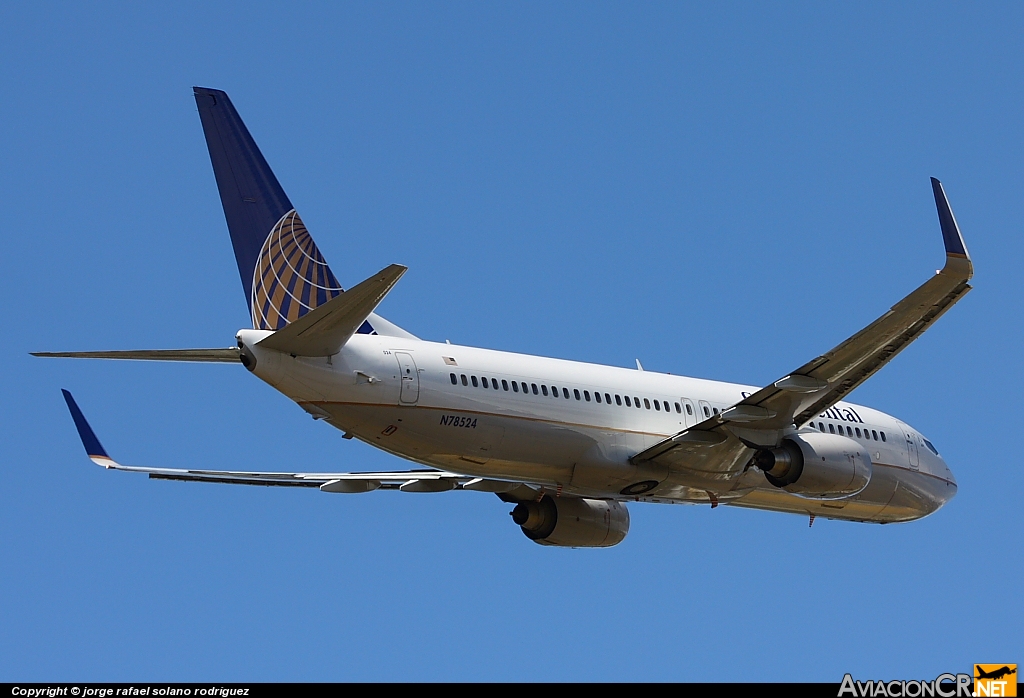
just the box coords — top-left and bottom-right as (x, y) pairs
(563, 388), (570, 399)
(541, 385), (548, 396)
(624, 396), (631, 407)
(654, 400), (660, 411)
(644, 398), (651, 409)
(713, 407), (719, 415)
(818, 422), (824, 431)
(461, 374), (468, 386)
(471, 376), (478, 387)
(829, 424), (836, 434)
(481, 376), (489, 388)
(574, 389), (581, 400)
(521, 382), (528, 393)
(686, 404), (693, 415)
(450, 373), (457, 385)
(605, 393), (612, 404)
(531, 383), (538, 395)
(856, 427), (862, 437)
(880, 432), (886, 442)
(871, 430), (878, 440)
(846, 426), (853, 436)
(702, 406), (710, 417)
(502, 380), (509, 391)
(584, 390), (591, 402)
(674, 403), (681, 413)
(594, 392), (601, 403)
(615, 395), (622, 406)
(511, 381), (519, 392)
(664, 401), (670, 412)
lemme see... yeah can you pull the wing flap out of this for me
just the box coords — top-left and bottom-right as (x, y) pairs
(150, 473), (321, 487)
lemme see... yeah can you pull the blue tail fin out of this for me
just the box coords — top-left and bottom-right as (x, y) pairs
(193, 87), (343, 330)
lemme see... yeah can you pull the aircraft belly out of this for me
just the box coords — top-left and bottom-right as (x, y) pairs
(872, 466), (955, 521)
(313, 402), (577, 485)
(725, 483), (893, 522)
(720, 462), (950, 523)
(567, 430), (669, 494)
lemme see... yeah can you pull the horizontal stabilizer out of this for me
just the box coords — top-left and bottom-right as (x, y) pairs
(258, 264), (407, 356)
(33, 348), (240, 363)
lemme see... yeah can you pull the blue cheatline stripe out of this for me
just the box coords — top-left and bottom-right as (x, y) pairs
(60, 390), (109, 459)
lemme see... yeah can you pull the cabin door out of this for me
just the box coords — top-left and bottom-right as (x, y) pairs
(680, 398), (698, 428)
(899, 423), (920, 470)
(697, 400), (713, 422)
(395, 352), (420, 405)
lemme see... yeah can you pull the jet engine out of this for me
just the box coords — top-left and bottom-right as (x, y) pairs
(510, 496), (629, 547)
(753, 432), (872, 499)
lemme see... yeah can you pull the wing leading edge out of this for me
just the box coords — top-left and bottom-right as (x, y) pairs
(635, 178), (973, 469)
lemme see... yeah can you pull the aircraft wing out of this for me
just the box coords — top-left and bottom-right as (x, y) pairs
(634, 178), (973, 473)
(61, 389), (528, 495)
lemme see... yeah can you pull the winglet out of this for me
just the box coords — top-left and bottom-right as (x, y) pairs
(61, 390), (115, 466)
(930, 178), (970, 259)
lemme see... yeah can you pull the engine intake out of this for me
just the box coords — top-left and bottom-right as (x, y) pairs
(755, 432), (872, 499)
(511, 496), (629, 547)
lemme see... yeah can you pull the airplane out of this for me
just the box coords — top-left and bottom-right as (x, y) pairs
(975, 667), (1016, 681)
(37, 87), (973, 548)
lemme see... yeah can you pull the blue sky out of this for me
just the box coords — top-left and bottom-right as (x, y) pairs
(1, 2), (1021, 682)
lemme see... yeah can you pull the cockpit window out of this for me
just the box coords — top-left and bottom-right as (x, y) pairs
(923, 438), (939, 456)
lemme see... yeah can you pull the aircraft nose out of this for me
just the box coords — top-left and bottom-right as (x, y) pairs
(932, 454), (958, 513)
(942, 457), (957, 488)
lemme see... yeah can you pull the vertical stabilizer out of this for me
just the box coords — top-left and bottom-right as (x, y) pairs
(193, 87), (343, 329)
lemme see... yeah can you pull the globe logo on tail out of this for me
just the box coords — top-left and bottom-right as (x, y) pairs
(251, 210), (343, 330)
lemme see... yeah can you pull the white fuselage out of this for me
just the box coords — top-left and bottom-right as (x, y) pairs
(238, 330), (957, 524)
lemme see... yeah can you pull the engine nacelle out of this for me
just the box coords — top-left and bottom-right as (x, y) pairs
(510, 496), (629, 547)
(753, 432), (872, 500)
